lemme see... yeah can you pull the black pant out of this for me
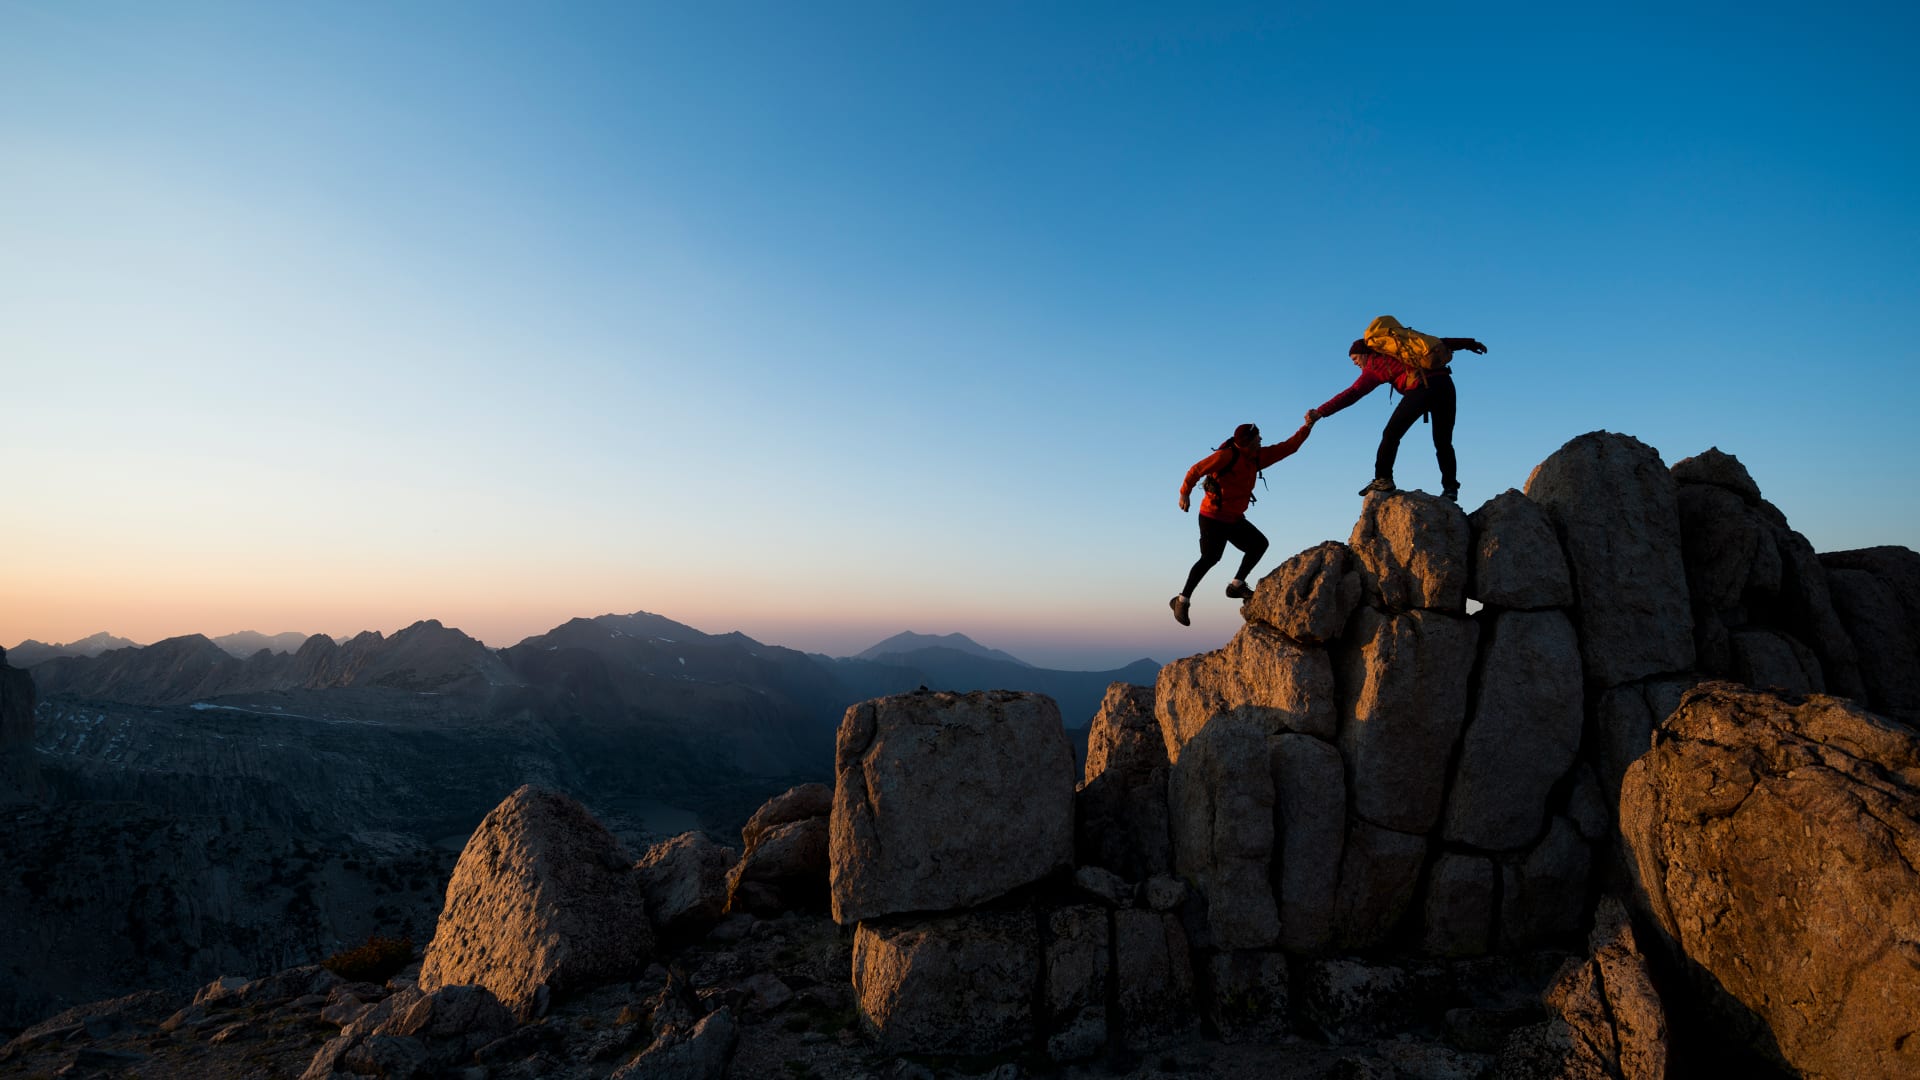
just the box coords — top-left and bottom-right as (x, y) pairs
(1182, 514), (1268, 597)
(1376, 371), (1457, 490)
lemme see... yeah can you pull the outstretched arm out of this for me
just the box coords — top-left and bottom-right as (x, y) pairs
(1256, 419), (1315, 467)
(1310, 369), (1385, 420)
(1442, 337), (1488, 354)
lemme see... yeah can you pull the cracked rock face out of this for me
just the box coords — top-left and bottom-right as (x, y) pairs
(1669, 446), (1762, 504)
(725, 815), (829, 916)
(1154, 622), (1338, 761)
(851, 909), (1039, 1056)
(828, 690), (1074, 924)
(739, 783), (832, 851)
(1496, 895), (1667, 1080)
(1167, 715), (1280, 949)
(1526, 431), (1694, 687)
(1444, 610), (1584, 851)
(725, 784), (833, 917)
(1822, 556), (1920, 721)
(635, 832), (736, 942)
(1270, 732), (1345, 954)
(1112, 907), (1195, 1050)
(1676, 482), (1778, 613)
(1465, 489), (1573, 610)
(1076, 683), (1172, 881)
(1335, 608), (1479, 835)
(1620, 682), (1920, 1078)
(1242, 541), (1365, 644)
(1348, 490), (1472, 613)
(419, 785), (654, 1020)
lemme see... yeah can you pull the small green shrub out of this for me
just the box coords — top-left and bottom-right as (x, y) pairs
(321, 935), (413, 983)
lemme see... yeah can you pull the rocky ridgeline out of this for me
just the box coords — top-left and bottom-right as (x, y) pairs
(5, 429), (1918, 1079)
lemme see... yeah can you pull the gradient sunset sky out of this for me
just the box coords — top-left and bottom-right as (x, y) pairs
(4, 4), (1916, 669)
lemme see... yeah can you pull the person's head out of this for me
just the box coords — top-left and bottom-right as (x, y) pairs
(1233, 423), (1261, 449)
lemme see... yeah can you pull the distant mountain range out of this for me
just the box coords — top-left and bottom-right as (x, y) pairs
(6, 632), (142, 666)
(10, 624), (1132, 680)
(854, 631), (1033, 668)
(15, 613), (1159, 830)
(1, 612), (1159, 1029)
(9, 630), (326, 665)
(210, 630), (319, 657)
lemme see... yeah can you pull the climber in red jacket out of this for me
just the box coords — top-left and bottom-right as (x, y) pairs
(1309, 332), (1487, 502)
(1171, 414), (1317, 626)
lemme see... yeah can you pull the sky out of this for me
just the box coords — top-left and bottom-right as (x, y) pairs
(3, 3), (1917, 670)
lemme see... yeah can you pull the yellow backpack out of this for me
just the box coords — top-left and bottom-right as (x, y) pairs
(1361, 315), (1449, 371)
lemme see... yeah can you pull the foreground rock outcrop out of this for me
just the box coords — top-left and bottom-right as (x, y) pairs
(634, 831), (736, 943)
(1821, 545), (1920, 721)
(832, 690), (1204, 1060)
(1526, 431), (1694, 687)
(304, 982), (517, 1080)
(9, 428), (1918, 1079)
(418, 785), (654, 1020)
(851, 909), (1038, 1056)
(1145, 478), (1599, 962)
(725, 782), (831, 916)
(829, 690), (1074, 924)
(1074, 683), (1172, 880)
(1497, 896), (1668, 1079)
(1620, 682), (1920, 1078)
(1671, 446), (1867, 704)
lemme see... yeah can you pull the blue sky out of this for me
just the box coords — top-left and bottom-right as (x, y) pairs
(3, 3), (1916, 669)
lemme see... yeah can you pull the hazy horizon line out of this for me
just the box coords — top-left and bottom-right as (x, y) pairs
(4, 613), (1169, 673)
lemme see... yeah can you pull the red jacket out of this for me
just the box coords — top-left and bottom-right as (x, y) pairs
(1181, 423), (1312, 521)
(1317, 338), (1470, 416)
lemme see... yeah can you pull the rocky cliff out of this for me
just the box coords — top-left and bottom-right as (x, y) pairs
(824, 431), (1917, 1075)
(4, 429), (1916, 1079)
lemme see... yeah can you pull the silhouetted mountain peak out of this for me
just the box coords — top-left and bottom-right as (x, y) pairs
(294, 633), (338, 658)
(5, 632), (142, 667)
(588, 611), (714, 644)
(854, 632), (1031, 668)
(212, 631), (316, 659)
(148, 633), (224, 657)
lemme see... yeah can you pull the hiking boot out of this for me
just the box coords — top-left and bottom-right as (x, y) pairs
(1225, 579), (1254, 600)
(1358, 478), (1395, 496)
(1170, 594), (1192, 626)
(1442, 484), (1460, 503)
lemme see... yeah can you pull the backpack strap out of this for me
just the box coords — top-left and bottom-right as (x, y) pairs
(1203, 440), (1267, 506)
(1201, 441), (1237, 498)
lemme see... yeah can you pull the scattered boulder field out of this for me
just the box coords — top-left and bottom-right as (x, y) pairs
(5, 429), (1918, 1079)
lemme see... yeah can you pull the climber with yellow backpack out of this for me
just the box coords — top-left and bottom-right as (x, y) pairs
(1306, 316), (1488, 502)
